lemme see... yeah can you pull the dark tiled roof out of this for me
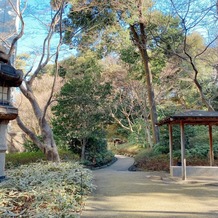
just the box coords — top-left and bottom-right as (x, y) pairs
(157, 110), (218, 126)
(172, 110), (218, 117)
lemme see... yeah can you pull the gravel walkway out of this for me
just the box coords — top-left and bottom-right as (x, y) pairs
(81, 155), (218, 218)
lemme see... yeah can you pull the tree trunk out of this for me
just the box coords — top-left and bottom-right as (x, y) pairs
(142, 98), (153, 148)
(17, 83), (60, 162)
(41, 120), (60, 162)
(130, 24), (160, 144)
(141, 49), (160, 144)
(17, 116), (60, 162)
(81, 139), (86, 161)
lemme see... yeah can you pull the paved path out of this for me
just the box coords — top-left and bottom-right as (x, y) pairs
(81, 155), (218, 218)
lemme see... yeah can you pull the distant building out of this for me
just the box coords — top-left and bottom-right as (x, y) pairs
(0, 0), (19, 57)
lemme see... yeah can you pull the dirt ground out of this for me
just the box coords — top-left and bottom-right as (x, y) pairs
(81, 155), (218, 218)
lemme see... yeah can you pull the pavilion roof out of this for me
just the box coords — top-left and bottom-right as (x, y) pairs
(157, 110), (218, 126)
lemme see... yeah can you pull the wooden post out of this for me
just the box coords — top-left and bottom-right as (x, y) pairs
(209, 125), (213, 166)
(180, 122), (186, 180)
(169, 124), (173, 175)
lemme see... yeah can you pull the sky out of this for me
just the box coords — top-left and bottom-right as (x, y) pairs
(17, 0), (74, 67)
(18, 1), (54, 53)
(16, 0), (218, 64)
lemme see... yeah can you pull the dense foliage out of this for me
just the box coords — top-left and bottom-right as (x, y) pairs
(0, 162), (94, 217)
(82, 130), (114, 167)
(52, 54), (113, 162)
(11, 0), (218, 165)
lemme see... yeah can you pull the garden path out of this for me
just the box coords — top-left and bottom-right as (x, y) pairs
(81, 155), (218, 218)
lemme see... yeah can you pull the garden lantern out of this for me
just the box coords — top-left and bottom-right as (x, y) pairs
(0, 86), (10, 105)
(0, 52), (23, 181)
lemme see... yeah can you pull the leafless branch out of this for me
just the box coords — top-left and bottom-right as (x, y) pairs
(28, 5), (63, 85)
(195, 35), (218, 59)
(8, 0), (26, 59)
(42, 1), (65, 121)
(16, 116), (44, 150)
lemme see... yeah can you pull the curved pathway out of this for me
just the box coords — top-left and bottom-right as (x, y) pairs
(82, 155), (218, 218)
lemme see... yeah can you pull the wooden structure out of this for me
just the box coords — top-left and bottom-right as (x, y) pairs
(157, 110), (218, 180)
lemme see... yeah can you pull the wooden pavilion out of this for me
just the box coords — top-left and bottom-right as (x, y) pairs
(157, 110), (218, 180)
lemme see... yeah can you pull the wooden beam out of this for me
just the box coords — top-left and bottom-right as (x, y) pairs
(209, 125), (213, 166)
(169, 124), (173, 175)
(180, 122), (186, 180)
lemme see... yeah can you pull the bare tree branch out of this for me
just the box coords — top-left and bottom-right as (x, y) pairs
(195, 35), (218, 59)
(28, 5), (63, 85)
(8, 0), (26, 60)
(42, 0), (65, 121)
(16, 116), (44, 150)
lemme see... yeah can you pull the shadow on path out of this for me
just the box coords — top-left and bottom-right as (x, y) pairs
(82, 155), (218, 218)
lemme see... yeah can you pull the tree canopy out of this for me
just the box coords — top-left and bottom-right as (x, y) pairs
(9, 0), (218, 161)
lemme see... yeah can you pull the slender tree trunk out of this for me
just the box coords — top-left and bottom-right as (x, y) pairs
(81, 139), (86, 161)
(130, 24), (160, 144)
(129, 0), (160, 144)
(141, 49), (160, 144)
(142, 94), (153, 148)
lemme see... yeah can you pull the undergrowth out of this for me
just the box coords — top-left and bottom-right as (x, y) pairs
(0, 161), (94, 217)
(6, 150), (79, 169)
(110, 142), (143, 157)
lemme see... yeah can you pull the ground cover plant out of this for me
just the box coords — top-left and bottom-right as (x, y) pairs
(0, 162), (94, 217)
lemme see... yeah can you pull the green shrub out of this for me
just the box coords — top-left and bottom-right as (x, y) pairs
(127, 118), (148, 147)
(134, 148), (153, 162)
(153, 143), (169, 155)
(0, 161), (94, 217)
(6, 150), (79, 169)
(85, 150), (114, 167)
(23, 138), (41, 152)
(213, 144), (218, 159)
(59, 149), (80, 161)
(186, 145), (209, 159)
(84, 131), (115, 167)
(6, 151), (46, 168)
(136, 153), (170, 172)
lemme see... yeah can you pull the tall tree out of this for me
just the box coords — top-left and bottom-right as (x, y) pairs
(10, 1), (67, 161)
(52, 53), (111, 160)
(56, 0), (183, 144)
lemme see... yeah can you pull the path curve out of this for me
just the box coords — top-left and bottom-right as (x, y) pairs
(82, 155), (218, 218)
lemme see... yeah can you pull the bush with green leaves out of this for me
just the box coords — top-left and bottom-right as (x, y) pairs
(0, 161), (94, 217)
(6, 151), (46, 168)
(134, 149), (170, 171)
(23, 138), (40, 152)
(85, 150), (114, 167)
(154, 125), (216, 156)
(6, 150), (79, 169)
(84, 130), (114, 167)
(55, 128), (114, 167)
(127, 118), (148, 148)
(153, 143), (169, 155)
